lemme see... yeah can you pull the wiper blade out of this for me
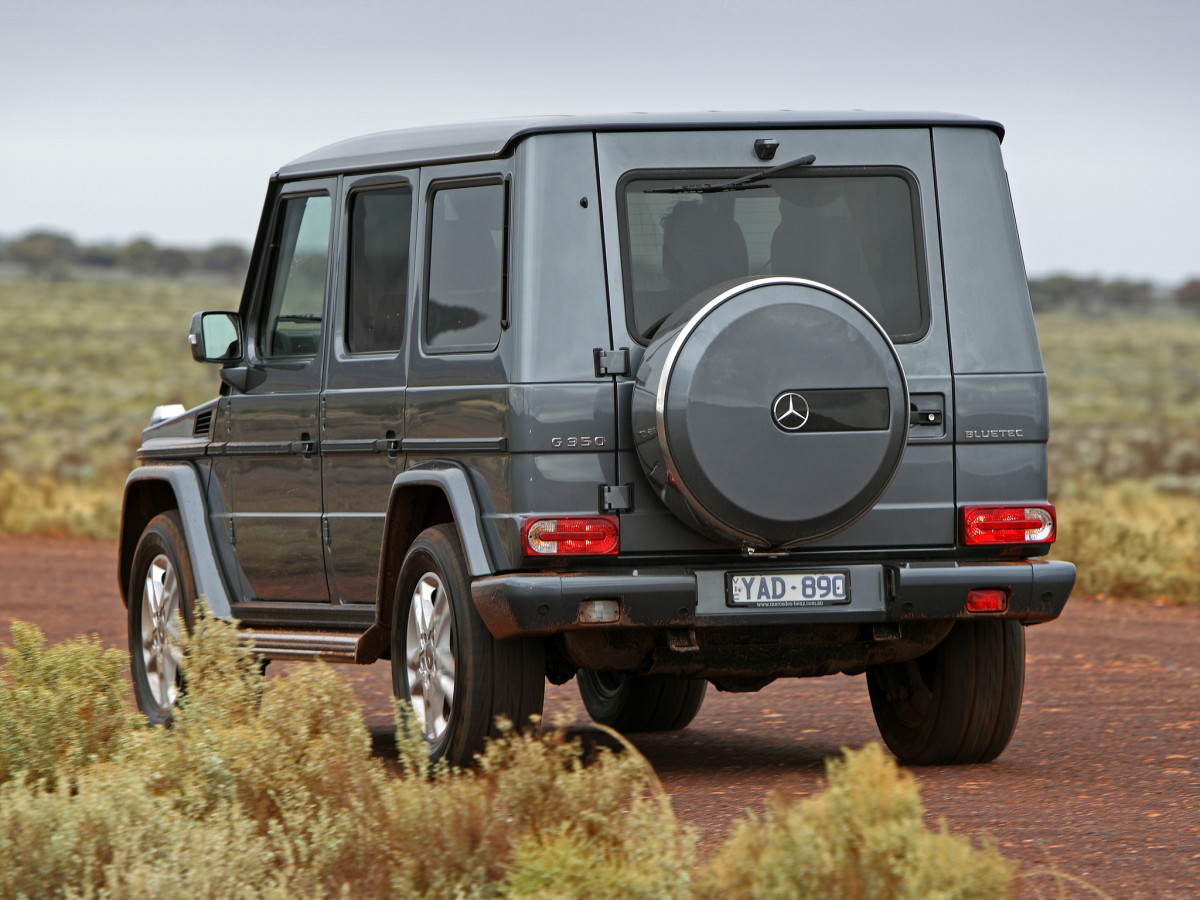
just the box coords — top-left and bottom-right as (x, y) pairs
(729, 152), (817, 187)
(644, 153), (816, 195)
(645, 182), (772, 195)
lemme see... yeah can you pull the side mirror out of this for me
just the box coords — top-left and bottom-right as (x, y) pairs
(188, 311), (242, 364)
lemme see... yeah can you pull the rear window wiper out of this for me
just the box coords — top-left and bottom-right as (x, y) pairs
(644, 153), (817, 195)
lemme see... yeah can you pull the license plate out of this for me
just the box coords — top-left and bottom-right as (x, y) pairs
(727, 570), (851, 607)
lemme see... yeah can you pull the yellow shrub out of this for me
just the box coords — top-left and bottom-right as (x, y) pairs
(1, 614), (1042, 899)
(0, 470), (121, 538)
(701, 743), (1013, 900)
(1052, 481), (1200, 602)
(0, 622), (134, 785)
(0, 613), (697, 899)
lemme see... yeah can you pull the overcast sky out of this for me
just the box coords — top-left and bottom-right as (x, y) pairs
(2, 0), (1197, 284)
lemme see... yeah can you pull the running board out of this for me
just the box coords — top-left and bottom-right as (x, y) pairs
(240, 630), (362, 663)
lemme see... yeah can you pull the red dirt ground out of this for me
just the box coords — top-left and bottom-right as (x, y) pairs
(3, 536), (1198, 897)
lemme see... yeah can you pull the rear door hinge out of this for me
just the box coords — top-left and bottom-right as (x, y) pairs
(593, 347), (630, 377)
(226, 519), (237, 547)
(600, 484), (634, 512)
(322, 518), (332, 547)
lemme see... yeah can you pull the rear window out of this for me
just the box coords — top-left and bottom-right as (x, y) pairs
(619, 169), (927, 342)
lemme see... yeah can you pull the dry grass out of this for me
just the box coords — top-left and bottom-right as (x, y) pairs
(0, 278), (224, 537)
(1039, 312), (1200, 489)
(0, 614), (696, 899)
(1, 615), (1025, 900)
(701, 742), (1012, 900)
(0, 622), (133, 784)
(1037, 313), (1200, 603)
(4, 280), (1198, 602)
(1050, 481), (1200, 603)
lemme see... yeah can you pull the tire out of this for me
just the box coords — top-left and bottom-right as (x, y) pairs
(391, 524), (544, 766)
(128, 510), (196, 725)
(577, 669), (707, 733)
(866, 619), (1025, 765)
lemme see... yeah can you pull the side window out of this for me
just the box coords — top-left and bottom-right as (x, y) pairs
(260, 194), (332, 359)
(346, 186), (412, 354)
(425, 181), (506, 351)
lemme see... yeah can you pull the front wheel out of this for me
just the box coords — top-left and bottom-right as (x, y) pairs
(391, 524), (544, 766)
(577, 669), (707, 733)
(866, 618), (1025, 765)
(128, 511), (196, 725)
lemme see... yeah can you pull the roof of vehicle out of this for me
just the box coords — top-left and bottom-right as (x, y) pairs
(278, 111), (1005, 178)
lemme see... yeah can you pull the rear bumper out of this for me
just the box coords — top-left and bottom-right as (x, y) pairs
(471, 559), (1076, 639)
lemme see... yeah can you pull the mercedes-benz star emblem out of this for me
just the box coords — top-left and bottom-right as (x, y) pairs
(772, 391), (810, 432)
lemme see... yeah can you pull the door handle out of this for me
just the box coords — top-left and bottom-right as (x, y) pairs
(290, 433), (316, 459)
(373, 431), (402, 459)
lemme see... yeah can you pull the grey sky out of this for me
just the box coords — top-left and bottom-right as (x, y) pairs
(3, 0), (1197, 283)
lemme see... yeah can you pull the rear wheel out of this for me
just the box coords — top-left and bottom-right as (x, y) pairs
(577, 669), (707, 733)
(867, 619), (1025, 765)
(391, 524), (544, 766)
(128, 511), (196, 725)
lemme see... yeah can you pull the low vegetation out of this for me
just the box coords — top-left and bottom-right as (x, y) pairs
(1039, 312), (1200, 604)
(1, 278), (1198, 602)
(0, 229), (249, 281)
(701, 742), (1012, 900)
(0, 279), (223, 536)
(0, 616), (1015, 899)
(1051, 482), (1200, 600)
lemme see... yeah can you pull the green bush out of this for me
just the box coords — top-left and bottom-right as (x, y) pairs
(1052, 482), (1200, 603)
(0, 613), (695, 899)
(0, 278), (225, 539)
(0, 470), (120, 538)
(0, 622), (133, 785)
(0, 613), (1024, 899)
(701, 742), (1013, 900)
(0, 770), (284, 900)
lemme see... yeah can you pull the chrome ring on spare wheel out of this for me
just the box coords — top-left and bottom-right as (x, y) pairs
(405, 571), (456, 741)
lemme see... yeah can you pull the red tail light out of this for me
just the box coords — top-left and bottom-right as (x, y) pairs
(966, 589), (1009, 613)
(962, 505), (1056, 545)
(523, 516), (619, 556)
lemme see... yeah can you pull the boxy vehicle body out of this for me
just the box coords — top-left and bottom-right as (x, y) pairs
(119, 112), (1075, 766)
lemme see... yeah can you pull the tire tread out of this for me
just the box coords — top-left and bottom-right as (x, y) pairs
(867, 619), (1025, 765)
(578, 670), (706, 733)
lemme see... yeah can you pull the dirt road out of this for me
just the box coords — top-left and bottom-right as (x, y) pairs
(3, 536), (1198, 897)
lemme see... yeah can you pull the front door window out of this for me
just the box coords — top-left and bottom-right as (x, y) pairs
(261, 194), (332, 359)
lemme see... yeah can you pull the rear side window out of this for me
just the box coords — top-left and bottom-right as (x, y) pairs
(260, 193), (331, 359)
(424, 181), (506, 352)
(346, 186), (412, 354)
(620, 170), (926, 342)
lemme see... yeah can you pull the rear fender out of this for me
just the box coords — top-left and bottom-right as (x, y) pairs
(356, 462), (496, 663)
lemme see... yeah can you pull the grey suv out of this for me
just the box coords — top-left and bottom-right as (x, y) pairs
(119, 112), (1075, 766)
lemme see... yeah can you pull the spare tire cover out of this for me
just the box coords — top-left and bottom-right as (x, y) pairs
(632, 277), (908, 548)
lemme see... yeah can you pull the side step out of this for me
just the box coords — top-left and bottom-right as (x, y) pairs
(240, 630), (362, 664)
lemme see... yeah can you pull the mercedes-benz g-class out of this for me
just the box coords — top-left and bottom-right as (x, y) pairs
(120, 112), (1075, 766)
